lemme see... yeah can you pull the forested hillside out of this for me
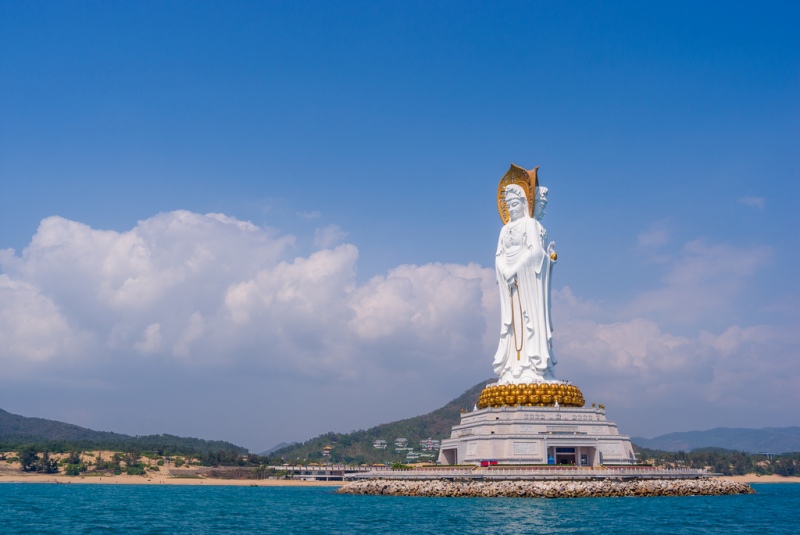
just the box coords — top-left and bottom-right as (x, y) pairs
(0, 408), (246, 454)
(273, 379), (492, 464)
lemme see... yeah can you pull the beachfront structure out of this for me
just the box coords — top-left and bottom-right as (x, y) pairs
(420, 438), (440, 451)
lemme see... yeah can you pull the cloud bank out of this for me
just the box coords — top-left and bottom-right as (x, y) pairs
(0, 210), (794, 446)
(0, 212), (493, 381)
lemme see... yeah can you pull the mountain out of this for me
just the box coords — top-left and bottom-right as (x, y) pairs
(0, 408), (247, 454)
(272, 379), (492, 464)
(632, 427), (800, 453)
(259, 442), (296, 456)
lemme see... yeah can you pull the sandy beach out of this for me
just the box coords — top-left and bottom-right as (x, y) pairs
(0, 450), (347, 486)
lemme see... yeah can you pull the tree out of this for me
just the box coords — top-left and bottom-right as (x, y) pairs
(39, 451), (58, 474)
(66, 450), (82, 465)
(18, 446), (38, 472)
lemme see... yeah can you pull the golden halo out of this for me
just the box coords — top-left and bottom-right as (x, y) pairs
(497, 164), (539, 224)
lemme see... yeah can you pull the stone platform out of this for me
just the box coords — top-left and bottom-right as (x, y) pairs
(438, 404), (635, 466)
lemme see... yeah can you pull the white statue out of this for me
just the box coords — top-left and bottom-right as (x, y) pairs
(492, 182), (558, 384)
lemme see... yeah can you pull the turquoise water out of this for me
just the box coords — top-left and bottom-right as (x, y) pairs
(0, 483), (796, 534)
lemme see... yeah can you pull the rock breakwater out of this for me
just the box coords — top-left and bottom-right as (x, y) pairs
(336, 478), (754, 498)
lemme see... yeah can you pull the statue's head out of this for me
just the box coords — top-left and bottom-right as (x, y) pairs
(534, 186), (548, 221)
(504, 184), (528, 221)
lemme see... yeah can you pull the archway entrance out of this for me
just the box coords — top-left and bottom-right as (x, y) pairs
(440, 448), (457, 465)
(555, 447), (576, 465)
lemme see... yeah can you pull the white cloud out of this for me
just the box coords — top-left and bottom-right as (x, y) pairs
(626, 239), (772, 323)
(0, 212), (494, 384)
(0, 274), (92, 365)
(134, 323), (162, 355)
(349, 262), (496, 364)
(637, 220), (671, 248)
(313, 224), (348, 249)
(296, 211), (321, 219)
(739, 196), (765, 209)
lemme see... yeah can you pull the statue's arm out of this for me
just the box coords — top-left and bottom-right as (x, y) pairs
(496, 231), (518, 283)
(525, 220), (546, 274)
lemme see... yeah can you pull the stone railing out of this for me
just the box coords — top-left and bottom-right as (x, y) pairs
(347, 466), (711, 481)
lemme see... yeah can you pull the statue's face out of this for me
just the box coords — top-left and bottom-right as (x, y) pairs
(534, 197), (547, 220)
(508, 198), (525, 221)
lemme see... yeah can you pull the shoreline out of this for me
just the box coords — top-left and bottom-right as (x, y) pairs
(0, 473), (342, 486)
(3, 473), (799, 486)
(727, 474), (800, 484)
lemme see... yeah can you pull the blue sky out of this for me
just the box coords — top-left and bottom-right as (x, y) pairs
(1, 1), (798, 452)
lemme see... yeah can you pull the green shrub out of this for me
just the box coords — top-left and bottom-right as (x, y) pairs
(126, 466), (146, 476)
(64, 464), (82, 476)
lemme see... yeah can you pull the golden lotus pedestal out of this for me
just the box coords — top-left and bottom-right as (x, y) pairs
(477, 382), (585, 409)
(438, 383), (635, 467)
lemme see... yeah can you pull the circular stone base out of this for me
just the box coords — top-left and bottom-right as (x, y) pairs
(476, 382), (585, 408)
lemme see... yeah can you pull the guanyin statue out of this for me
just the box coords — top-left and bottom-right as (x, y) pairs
(492, 165), (559, 385)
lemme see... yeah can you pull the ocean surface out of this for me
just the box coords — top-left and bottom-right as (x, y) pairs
(0, 483), (796, 534)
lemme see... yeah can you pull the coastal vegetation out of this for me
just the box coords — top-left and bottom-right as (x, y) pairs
(634, 447), (800, 476)
(3, 443), (799, 480)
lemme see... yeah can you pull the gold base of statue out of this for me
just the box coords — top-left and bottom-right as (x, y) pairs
(476, 383), (585, 409)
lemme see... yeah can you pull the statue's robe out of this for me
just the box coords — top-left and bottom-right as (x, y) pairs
(493, 215), (556, 384)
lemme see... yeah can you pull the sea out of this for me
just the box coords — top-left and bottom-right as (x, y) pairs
(0, 483), (796, 534)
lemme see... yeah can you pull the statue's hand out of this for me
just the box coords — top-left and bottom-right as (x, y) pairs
(548, 241), (557, 261)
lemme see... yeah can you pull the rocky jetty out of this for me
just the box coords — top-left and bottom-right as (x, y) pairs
(336, 478), (754, 498)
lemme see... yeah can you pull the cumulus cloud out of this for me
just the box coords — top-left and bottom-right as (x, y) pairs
(0, 274), (92, 365)
(313, 224), (348, 249)
(0, 211), (494, 384)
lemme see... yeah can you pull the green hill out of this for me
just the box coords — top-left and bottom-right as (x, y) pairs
(0, 408), (247, 454)
(273, 379), (492, 464)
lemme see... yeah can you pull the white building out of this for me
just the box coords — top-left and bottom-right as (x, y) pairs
(438, 405), (636, 466)
(420, 438), (441, 451)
